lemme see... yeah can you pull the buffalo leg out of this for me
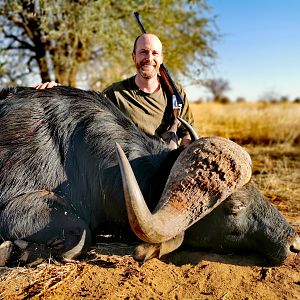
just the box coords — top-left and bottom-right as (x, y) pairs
(1, 190), (91, 265)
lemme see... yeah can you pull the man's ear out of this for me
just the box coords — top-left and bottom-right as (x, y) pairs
(132, 52), (136, 62)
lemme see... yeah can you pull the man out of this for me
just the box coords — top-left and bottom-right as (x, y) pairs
(103, 33), (194, 147)
(36, 33), (195, 147)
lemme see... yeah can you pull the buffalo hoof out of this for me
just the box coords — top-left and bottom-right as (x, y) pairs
(13, 239), (57, 267)
(17, 230), (87, 266)
(14, 239), (29, 250)
(62, 229), (87, 260)
(17, 243), (52, 267)
(0, 240), (46, 267)
(0, 241), (13, 266)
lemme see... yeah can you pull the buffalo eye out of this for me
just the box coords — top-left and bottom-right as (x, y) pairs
(224, 201), (247, 215)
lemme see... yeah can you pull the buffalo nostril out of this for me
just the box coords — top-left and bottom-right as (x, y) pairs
(290, 236), (300, 253)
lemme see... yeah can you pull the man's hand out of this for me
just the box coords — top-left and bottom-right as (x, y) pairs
(180, 134), (192, 147)
(35, 81), (59, 90)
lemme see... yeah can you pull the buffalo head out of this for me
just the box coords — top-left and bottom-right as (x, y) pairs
(116, 137), (300, 264)
(184, 180), (300, 265)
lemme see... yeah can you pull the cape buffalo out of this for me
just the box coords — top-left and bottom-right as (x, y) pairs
(0, 86), (299, 266)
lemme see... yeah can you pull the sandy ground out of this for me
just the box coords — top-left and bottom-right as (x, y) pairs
(0, 227), (299, 300)
(0, 203), (299, 299)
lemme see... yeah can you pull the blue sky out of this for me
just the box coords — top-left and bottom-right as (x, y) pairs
(185, 0), (300, 101)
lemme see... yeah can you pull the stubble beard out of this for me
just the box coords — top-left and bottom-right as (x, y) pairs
(136, 61), (160, 79)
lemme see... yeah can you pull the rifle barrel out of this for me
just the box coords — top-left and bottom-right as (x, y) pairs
(133, 12), (146, 34)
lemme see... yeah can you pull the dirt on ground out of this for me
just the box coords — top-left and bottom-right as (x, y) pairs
(0, 145), (299, 300)
(0, 229), (299, 300)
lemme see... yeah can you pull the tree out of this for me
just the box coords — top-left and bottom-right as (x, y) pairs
(0, 0), (217, 89)
(259, 90), (280, 103)
(202, 78), (230, 102)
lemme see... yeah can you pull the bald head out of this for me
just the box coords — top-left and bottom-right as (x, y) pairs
(133, 33), (163, 54)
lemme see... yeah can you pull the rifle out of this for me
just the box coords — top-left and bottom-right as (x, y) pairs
(133, 12), (183, 120)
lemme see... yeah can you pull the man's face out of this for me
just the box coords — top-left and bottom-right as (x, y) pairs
(132, 34), (163, 80)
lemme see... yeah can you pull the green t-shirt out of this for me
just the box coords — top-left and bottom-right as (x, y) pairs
(103, 75), (195, 139)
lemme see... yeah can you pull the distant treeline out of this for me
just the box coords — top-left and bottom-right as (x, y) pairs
(194, 96), (300, 104)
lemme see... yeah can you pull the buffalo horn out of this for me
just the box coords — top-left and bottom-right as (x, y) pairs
(116, 137), (252, 244)
(177, 117), (199, 141)
(115, 143), (167, 242)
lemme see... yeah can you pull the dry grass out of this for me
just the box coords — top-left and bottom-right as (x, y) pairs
(248, 144), (300, 216)
(191, 102), (300, 145)
(191, 102), (300, 217)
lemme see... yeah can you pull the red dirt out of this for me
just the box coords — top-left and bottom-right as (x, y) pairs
(0, 214), (299, 300)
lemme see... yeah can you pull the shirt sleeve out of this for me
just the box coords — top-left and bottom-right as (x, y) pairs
(103, 85), (119, 107)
